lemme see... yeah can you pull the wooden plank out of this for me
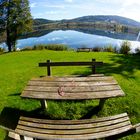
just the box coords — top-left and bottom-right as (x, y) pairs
(19, 113), (128, 124)
(31, 76), (115, 82)
(17, 116), (130, 130)
(133, 123), (140, 132)
(27, 81), (118, 87)
(21, 89), (125, 99)
(16, 121), (131, 135)
(23, 136), (33, 140)
(8, 131), (21, 140)
(15, 125), (132, 140)
(87, 74), (104, 77)
(15, 113), (132, 139)
(39, 61), (103, 67)
(24, 85), (121, 92)
(3, 114), (138, 140)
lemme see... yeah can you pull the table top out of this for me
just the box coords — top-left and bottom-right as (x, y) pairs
(21, 74), (125, 100)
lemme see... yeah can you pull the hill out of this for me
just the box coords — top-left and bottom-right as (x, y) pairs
(34, 15), (140, 28)
(67, 15), (140, 27)
(33, 18), (55, 25)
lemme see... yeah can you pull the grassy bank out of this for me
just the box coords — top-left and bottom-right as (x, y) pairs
(0, 50), (140, 139)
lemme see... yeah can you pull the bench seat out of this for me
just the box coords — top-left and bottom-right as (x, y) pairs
(11, 113), (139, 140)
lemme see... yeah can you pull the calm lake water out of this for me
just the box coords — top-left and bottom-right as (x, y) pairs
(1, 28), (140, 52)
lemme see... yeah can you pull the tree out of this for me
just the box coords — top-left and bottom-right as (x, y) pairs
(0, 0), (32, 52)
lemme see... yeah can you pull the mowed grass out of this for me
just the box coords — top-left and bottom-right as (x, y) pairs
(0, 50), (140, 139)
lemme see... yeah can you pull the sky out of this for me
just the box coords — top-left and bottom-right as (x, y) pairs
(29, 0), (140, 22)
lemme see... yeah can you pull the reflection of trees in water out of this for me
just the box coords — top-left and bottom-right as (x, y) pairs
(73, 28), (137, 41)
(22, 28), (137, 41)
(20, 29), (54, 39)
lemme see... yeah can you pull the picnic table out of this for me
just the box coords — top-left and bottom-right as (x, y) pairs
(21, 74), (125, 110)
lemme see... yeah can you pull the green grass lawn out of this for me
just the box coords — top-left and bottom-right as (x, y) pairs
(0, 50), (140, 139)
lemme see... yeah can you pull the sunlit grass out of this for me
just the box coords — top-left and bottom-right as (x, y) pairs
(0, 50), (140, 139)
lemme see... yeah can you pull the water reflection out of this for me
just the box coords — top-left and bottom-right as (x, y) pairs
(0, 28), (140, 52)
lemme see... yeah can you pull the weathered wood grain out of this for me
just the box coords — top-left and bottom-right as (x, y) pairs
(21, 89), (125, 100)
(31, 76), (114, 82)
(19, 113), (127, 124)
(28, 80), (118, 87)
(15, 113), (133, 140)
(24, 85), (121, 92)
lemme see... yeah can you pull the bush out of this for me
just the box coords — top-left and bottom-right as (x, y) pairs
(0, 47), (5, 53)
(21, 44), (69, 51)
(21, 46), (33, 51)
(103, 45), (114, 52)
(44, 44), (69, 51)
(92, 46), (102, 52)
(120, 41), (131, 55)
(135, 47), (140, 55)
(33, 44), (45, 50)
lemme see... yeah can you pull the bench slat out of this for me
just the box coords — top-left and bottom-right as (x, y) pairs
(17, 121), (131, 135)
(19, 113), (128, 124)
(31, 76), (114, 82)
(24, 85), (121, 92)
(21, 89), (125, 99)
(15, 125), (132, 140)
(18, 117), (130, 130)
(15, 113), (133, 140)
(28, 80), (118, 87)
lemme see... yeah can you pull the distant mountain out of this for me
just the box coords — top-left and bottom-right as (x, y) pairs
(67, 15), (140, 27)
(33, 18), (54, 25)
(34, 15), (140, 28)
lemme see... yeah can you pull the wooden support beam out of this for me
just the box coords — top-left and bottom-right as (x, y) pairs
(99, 98), (106, 110)
(8, 131), (21, 140)
(133, 123), (140, 132)
(47, 60), (51, 76)
(23, 136), (34, 140)
(92, 59), (96, 74)
(40, 99), (47, 109)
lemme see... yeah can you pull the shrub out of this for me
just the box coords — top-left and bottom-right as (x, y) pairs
(21, 46), (33, 51)
(103, 45), (114, 52)
(135, 47), (140, 55)
(0, 47), (5, 53)
(21, 44), (69, 51)
(33, 44), (45, 50)
(113, 47), (119, 53)
(92, 46), (102, 52)
(120, 41), (131, 55)
(44, 44), (69, 51)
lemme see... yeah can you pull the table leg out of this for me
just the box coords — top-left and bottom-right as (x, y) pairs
(40, 100), (47, 109)
(99, 99), (106, 110)
(23, 136), (34, 140)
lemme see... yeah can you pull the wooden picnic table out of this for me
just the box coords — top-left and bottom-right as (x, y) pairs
(21, 74), (125, 110)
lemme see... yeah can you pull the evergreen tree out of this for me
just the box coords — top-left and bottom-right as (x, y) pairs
(0, 0), (32, 52)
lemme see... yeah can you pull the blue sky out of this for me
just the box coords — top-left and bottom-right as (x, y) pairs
(29, 0), (140, 22)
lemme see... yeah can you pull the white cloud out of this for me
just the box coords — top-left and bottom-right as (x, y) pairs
(30, 2), (37, 8)
(43, 5), (66, 9)
(48, 37), (61, 41)
(45, 10), (67, 15)
(65, 0), (73, 3)
(122, 0), (140, 6)
(116, 0), (140, 21)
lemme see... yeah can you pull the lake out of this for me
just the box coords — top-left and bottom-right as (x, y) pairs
(1, 28), (140, 52)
